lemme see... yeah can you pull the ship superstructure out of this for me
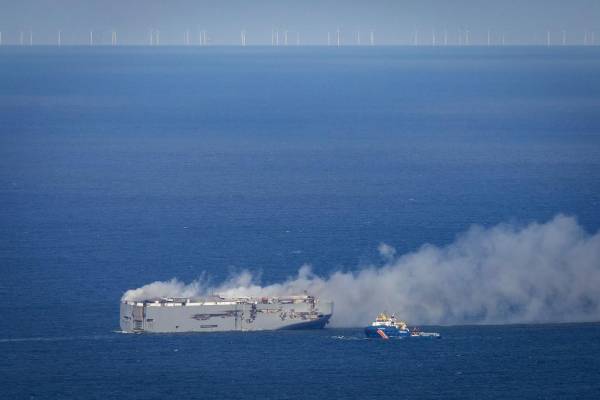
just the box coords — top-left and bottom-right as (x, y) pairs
(120, 294), (333, 333)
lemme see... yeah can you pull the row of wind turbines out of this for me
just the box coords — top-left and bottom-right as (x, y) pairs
(0, 28), (597, 46)
(0, 30), (118, 46)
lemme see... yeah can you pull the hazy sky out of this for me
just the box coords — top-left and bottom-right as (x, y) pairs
(1, 0), (599, 45)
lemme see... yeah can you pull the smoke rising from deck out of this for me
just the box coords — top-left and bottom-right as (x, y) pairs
(122, 215), (600, 326)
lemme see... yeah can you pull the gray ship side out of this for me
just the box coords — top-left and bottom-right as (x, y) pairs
(120, 295), (333, 333)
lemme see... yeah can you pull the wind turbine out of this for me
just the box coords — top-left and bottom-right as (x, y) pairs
(370, 31), (374, 46)
(336, 28), (340, 47)
(296, 32), (300, 46)
(29, 30), (33, 46)
(327, 32), (331, 46)
(58, 30), (62, 46)
(20, 31), (24, 45)
(357, 31), (361, 45)
(112, 31), (117, 46)
(241, 30), (246, 46)
(149, 30), (154, 45)
(185, 29), (190, 45)
(432, 29), (436, 46)
(465, 29), (470, 45)
(413, 29), (418, 46)
(89, 30), (93, 46)
(562, 30), (566, 45)
(0, 32), (2, 46)
(444, 29), (448, 46)
(284, 30), (288, 46)
(547, 31), (551, 47)
(487, 29), (491, 46)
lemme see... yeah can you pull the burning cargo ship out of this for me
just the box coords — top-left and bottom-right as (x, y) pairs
(120, 294), (333, 333)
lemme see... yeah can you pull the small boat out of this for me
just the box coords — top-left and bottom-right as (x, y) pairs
(364, 313), (442, 339)
(364, 313), (410, 339)
(410, 326), (441, 338)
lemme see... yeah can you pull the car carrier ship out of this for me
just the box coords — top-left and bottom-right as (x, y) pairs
(120, 294), (333, 333)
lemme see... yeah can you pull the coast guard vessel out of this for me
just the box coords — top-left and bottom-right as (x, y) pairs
(120, 294), (333, 333)
(364, 313), (441, 339)
(364, 313), (411, 338)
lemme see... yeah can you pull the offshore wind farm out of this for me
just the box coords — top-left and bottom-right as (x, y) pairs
(0, 27), (598, 46)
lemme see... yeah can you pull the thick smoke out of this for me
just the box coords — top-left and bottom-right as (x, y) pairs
(122, 215), (600, 326)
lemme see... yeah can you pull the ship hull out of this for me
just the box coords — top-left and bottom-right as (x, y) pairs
(280, 314), (331, 330)
(120, 298), (333, 333)
(364, 326), (410, 338)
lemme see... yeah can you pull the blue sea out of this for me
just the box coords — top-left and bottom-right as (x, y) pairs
(1, 46), (600, 399)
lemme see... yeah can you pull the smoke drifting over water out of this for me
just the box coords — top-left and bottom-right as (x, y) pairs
(122, 215), (600, 326)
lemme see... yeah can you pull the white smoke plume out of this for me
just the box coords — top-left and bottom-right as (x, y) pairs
(122, 215), (600, 326)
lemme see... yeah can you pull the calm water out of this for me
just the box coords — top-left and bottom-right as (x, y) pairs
(1, 46), (600, 398)
(3, 324), (600, 399)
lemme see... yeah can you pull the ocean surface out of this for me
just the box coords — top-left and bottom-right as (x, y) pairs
(1, 46), (600, 399)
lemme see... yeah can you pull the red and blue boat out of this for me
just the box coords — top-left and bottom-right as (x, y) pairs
(364, 313), (411, 339)
(364, 313), (441, 339)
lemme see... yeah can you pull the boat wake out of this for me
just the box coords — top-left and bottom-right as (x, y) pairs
(0, 334), (118, 343)
(330, 335), (368, 341)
